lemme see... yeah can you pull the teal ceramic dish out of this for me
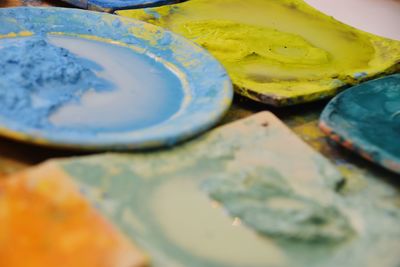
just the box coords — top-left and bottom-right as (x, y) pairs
(320, 74), (400, 174)
(0, 7), (232, 150)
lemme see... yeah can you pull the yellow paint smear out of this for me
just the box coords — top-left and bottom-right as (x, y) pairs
(117, 0), (400, 105)
(0, 31), (33, 39)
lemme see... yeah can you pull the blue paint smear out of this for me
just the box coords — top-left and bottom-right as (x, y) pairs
(321, 74), (400, 170)
(47, 35), (184, 132)
(0, 37), (114, 130)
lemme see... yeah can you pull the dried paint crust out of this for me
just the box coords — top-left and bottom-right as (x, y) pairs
(117, 0), (400, 106)
(201, 167), (353, 243)
(320, 74), (400, 174)
(0, 162), (148, 267)
(0, 37), (114, 130)
(8, 112), (399, 267)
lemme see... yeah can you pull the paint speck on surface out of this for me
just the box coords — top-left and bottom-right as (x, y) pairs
(353, 72), (367, 80)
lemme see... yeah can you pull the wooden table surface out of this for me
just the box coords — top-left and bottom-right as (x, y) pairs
(0, 0), (399, 193)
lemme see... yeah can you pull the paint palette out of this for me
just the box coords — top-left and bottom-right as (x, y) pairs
(320, 74), (400, 174)
(117, 0), (400, 106)
(0, 7), (232, 150)
(62, 0), (181, 13)
(3, 112), (400, 267)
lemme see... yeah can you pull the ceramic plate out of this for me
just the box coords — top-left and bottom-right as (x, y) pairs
(320, 74), (400, 174)
(0, 7), (232, 150)
(62, 0), (181, 12)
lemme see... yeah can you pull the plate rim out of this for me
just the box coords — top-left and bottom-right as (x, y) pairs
(60, 0), (182, 12)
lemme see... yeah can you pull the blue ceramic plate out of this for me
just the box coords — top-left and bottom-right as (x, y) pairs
(320, 74), (400, 174)
(0, 7), (232, 150)
(63, 0), (181, 12)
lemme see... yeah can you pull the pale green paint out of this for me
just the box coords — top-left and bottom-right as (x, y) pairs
(58, 112), (400, 267)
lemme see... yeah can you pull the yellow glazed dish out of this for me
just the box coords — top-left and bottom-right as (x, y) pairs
(118, 0), (400, 106)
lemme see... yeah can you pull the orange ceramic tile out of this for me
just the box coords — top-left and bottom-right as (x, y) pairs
(0, 162), (148, 267)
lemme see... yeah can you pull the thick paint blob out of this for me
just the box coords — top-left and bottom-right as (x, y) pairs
(320, 74), (400, 174)
(117, 0), (400, 106)
(201, 167), (354, 243)
(0, 37), (113, 129)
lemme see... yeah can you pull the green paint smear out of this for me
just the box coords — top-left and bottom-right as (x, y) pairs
(201, 166), (354, 243)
